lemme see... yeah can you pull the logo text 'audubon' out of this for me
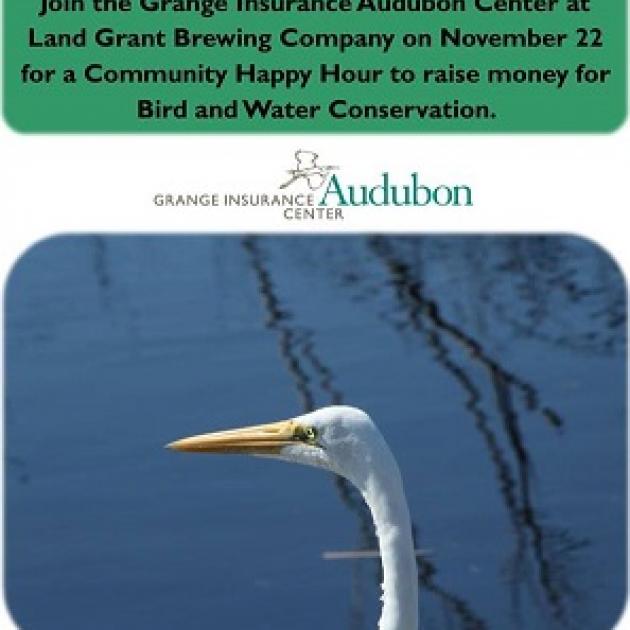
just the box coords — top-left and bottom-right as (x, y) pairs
(319, 172), (473, 207)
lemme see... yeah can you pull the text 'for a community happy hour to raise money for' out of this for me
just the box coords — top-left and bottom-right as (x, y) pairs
(4, 0), (626, 131)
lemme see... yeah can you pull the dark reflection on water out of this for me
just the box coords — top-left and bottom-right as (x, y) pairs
(4, 235), (626, 630)
(367, 237), (583, 629)
(242, 236), (373, 630)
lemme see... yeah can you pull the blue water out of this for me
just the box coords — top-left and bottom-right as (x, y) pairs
(5, 235), (627, 630)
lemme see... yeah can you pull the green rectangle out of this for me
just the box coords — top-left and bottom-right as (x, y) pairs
(3, 0), (627, 132)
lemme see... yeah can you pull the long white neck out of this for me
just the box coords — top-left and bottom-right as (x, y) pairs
(360, 463), (419, 630)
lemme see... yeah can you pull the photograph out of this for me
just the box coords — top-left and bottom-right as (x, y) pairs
(4, 234), (627, 630)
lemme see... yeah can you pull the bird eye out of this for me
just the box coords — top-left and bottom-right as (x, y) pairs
(294, 425), (318, 444)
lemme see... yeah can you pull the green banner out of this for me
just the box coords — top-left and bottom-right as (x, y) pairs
(3, 0), (627, 132)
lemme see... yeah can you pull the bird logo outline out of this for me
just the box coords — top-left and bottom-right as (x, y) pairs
(279, 150), (338, 191)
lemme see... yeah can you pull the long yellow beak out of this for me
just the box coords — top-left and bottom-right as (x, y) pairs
(166, 419), (302, 455)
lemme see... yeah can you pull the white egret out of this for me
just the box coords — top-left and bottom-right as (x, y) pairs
(167, 406), (418, 630)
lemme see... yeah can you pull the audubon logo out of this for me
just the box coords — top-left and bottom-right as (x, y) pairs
(152, 149), (473, 219)
(279, 149), (473, 206)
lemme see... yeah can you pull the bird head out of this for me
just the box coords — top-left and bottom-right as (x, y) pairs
(167, 406), (388, 489)
(167, 406), (418, 630)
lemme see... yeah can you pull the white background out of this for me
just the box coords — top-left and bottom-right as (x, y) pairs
(1, 121), (628, 627)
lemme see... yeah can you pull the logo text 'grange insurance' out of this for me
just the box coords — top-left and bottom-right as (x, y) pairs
(283, 150), (473, 209)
